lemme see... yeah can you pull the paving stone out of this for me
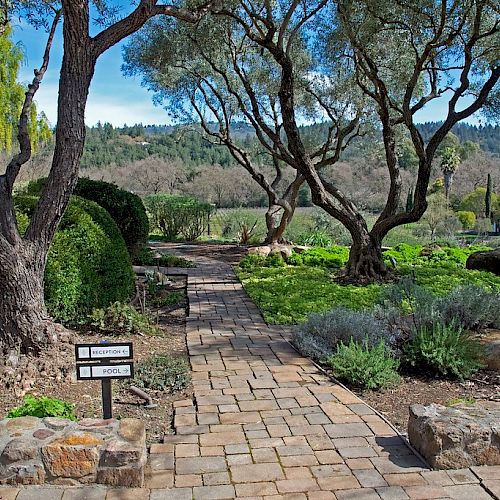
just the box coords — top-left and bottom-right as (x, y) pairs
(174, 474), (203, 487)
(235, 482), (278, 497)
(200, 447), (224, 457)
(280, 455), (319, 467)
(446, 468), (479, 485)
(226, 454), (253, 466)
(175, 444), (199, 458)
(314, 450), (343, 464)
(276, 478), (320, 493)
(346, 458), (375, 470)
(149, 488), (193, 500)
(105, 488), (150, 500)
(283, 467), (312, 479)
(337, 447), (378, 459)
(150, 444), (174, 454)
(483, 480), (500, 498)
(192, 484), (235, 499)
(335, 489), (380, 500)
(16, 488), (63, 500)
(324, 423), (372, 438)
(354, 469), (388, 488)
(61, 490), (107, 500)
(0, 489), (20, 500)
(376, 486), (410, 500)
(203, 472), (230, 486)
(199, 431), (246, 447)
(402, 485), (449, 499)
(471, 465), (500, 480)
(443, 484), (493, 500)
(149, 453), (174, 470)
(317, 475), (361, 490)
(371, 457), (426, 475)
(230, 463), (285, 483)
(146, 470), (174, 489)
(175, 456), (227, 475)
(384, 473), (427, 487)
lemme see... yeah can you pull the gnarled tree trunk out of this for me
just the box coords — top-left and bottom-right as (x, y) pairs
(0, 3), (96, 354)
(0, 239), (56, 355)
(344, 233), (388, 282)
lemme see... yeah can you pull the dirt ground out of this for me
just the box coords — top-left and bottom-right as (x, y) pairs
(352, 370), (500, 432)
(0, 274), (191, 445)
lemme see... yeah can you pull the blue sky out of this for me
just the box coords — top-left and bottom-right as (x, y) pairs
(13, 18), (168, 127)
(12, 16), (482, 128)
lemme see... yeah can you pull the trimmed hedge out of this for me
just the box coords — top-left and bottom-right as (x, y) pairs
(15, 195), (134, 323)
(144, 194), (214, 241)
(25, 177), (149, 258)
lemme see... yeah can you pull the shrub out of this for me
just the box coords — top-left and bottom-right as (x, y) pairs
(132, 355), (190, 392)
(404, 322), (485, 380)
(90, 302), (160, 336)
(216, 208), (263, 243)
(457, 211), (476, 230)
(238, 254), (267, 269)
(327, 339), (400, 390)
(438, 285), (500, 330)
(288, 246), (350, 268)
(153, 291), (183, 307)
(383, 243), (492, 268)
(460, 187), (498, 217)
(295, 230), (333, 247)
(7, 395), (76, 420)
(293, 307), (393, 361)
(15, 196), (134, 323)
(145, 194), (214, 241)
(25, 177), (149, 258)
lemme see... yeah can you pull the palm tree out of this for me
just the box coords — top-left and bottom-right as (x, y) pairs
(440, 147), (461, 200)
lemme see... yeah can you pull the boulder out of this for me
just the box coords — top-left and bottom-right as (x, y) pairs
(248, 246), (272, 258)
(466, 248), (500, 275)
(269, 244), (293, 260)
(408, 402), (500, 469)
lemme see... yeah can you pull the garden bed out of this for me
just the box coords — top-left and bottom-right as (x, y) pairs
(349, 370), (500, 433)
(0, 274), (191, 445)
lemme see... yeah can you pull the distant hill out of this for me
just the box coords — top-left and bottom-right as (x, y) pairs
(417, 122), (499, 155)
(81, 120), (499, 170)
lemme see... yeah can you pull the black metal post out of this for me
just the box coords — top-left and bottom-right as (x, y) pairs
(102, 379), (112, 419)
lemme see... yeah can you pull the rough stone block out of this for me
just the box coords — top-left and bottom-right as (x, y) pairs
(408, 402), (500, 469)
(96, 459), (146, 488)
(2, 439), (40, 462)
(41, 433), (103, 478)
(118, 419), (146, 445)
(0, 460), (46, 485)
(100, 439), (145, 467)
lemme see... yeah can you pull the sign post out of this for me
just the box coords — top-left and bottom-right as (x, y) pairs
(75, 341), (134, 419)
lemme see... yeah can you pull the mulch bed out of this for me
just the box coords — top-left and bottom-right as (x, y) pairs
(0, 274), (192, 445)
(351, 370), (500, 433)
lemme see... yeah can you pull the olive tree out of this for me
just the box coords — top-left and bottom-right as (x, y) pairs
(124, 6), (366, 244)
(207, 0), (498, 281)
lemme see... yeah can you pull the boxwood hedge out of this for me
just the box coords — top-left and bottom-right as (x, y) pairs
(25, 177), (149, 258)
(15, 195), (135, 323)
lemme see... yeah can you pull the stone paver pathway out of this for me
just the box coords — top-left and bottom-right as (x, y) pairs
(1, 245), (499, 500)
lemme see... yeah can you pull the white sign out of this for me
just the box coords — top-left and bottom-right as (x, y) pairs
(75, 343), (133, 360)
(78, 363), (133, 379)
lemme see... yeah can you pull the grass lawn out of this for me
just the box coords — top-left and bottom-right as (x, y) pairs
(236, 264), (500, 325)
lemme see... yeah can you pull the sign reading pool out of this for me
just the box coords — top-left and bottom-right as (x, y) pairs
(75, 342), (134, 419)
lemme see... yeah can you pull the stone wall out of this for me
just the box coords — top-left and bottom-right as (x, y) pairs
(0, 417), (146, 487)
